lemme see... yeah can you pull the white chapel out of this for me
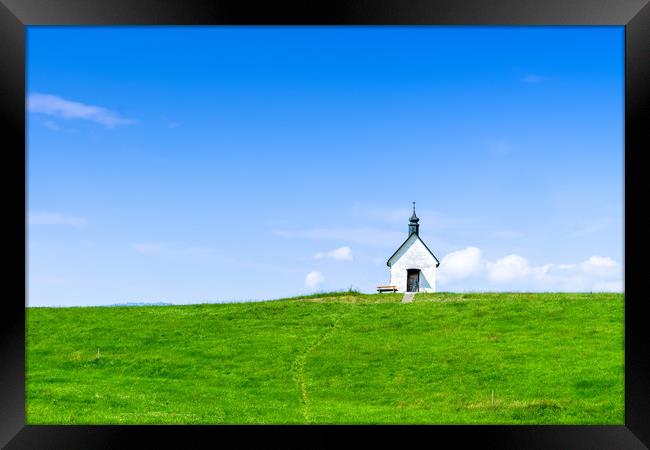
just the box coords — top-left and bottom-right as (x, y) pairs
(384, 203), (440, 293)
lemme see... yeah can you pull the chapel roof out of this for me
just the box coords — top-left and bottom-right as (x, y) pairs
(386, 233), (440, 268)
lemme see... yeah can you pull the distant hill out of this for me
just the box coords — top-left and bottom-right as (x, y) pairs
(26, 291), (623, 425)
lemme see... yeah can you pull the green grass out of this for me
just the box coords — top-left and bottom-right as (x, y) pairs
(26, 292), (624, 424)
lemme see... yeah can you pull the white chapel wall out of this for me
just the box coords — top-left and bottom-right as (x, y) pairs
(389, 236), (437, 293)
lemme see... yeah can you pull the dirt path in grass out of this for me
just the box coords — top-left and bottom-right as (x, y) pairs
(291, 310), (347, 423)
(401, 292), (415, 303)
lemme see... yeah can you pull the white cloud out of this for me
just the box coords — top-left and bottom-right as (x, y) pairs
(486, 254), (551, 283)
(580, 256), (618, 277)
(305, 271), (325, 289)
(437, 247), (622, 292)
(313, 246), (353, 261)
(582, 255), (617, 269)
(521, 74), (548, 83)
(28, 212), (87, 228)
(27, 93), (137, 128)
(437, 247), (484, 283)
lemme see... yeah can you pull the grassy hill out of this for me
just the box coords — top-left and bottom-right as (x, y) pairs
(26, 292), (623, 424)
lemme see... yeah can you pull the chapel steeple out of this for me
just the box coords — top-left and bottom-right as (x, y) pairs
(408, 201), (419, 236)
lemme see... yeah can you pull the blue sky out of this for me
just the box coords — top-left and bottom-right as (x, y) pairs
(27, 26), (624, 306)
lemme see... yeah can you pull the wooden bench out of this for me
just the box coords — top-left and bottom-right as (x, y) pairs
(377, 285), (398, 293)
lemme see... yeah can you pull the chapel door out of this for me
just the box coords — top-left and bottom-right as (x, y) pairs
(407, 270), (419, 292)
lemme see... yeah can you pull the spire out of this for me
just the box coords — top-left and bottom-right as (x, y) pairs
(408, 202), (420, 236)
(409, 201), (419, 223)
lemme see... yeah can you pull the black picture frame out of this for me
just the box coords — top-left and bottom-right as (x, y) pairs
(1, 1), (648, 448)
